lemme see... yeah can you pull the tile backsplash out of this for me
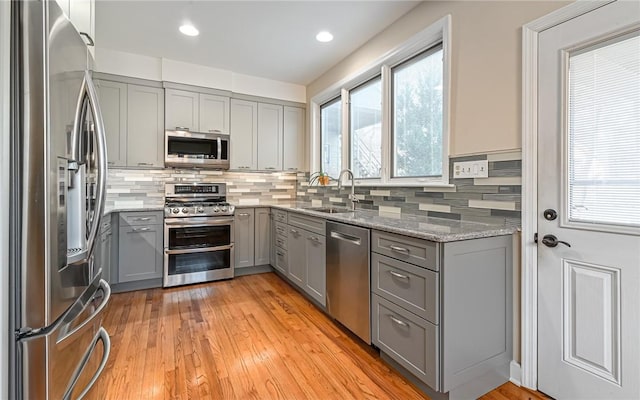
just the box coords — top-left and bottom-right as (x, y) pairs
(107, 151), (521, 226)
(296, 152), (522, 227)
(105, 169), (297, 211)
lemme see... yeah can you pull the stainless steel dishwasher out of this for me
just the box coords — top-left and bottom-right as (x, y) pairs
(326, 221), (371, 344)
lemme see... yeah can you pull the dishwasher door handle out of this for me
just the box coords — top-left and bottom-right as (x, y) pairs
(330, 231), (362, 246)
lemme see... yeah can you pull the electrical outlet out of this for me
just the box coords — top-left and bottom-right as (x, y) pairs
(453, 160), (489, 178)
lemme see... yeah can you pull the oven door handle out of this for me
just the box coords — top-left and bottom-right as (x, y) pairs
(164, 218), (235, 227)
(165, 244), (234, 255)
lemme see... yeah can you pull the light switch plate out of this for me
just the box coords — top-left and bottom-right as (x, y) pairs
(453, 160), (489, 178)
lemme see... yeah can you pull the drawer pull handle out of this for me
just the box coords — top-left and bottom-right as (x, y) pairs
(276, 251), (284, 256)
(290, 228), (298, 234)
(388, 270), (410, 280)
(133, 227), (150, 232)
(133, 217), (151, 221)
(307, 236), (319, 242)
(388, 315), (409, 328)
(237, 213), (250, 217)
(389, 245), (409, 254)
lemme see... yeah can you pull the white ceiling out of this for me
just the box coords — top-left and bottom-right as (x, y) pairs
(95, 1), (420, 86)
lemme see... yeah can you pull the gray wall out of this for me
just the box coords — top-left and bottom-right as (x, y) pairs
(298, 153), (522, 227)
(1, 1), (11, 397)
(106, 169), (298, 211)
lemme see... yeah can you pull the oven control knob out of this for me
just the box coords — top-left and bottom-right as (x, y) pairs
(220, 205), (228, 213)
(213, 206), (220, 213)
(172, 208), (179, 214)
(197, 206), (204, 213)
(181, 208), (188, 214)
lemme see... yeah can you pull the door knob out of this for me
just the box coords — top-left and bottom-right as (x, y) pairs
(541, 234), (571, 248)
(543, 209), (558, 221)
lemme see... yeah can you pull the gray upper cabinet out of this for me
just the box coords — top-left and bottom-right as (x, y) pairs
(127, 84), (164, 167)
(257, 103), (283, 171)
(254, 208), (271, 266)
(230, 99), (258, 170)
(283, 106), (305, 172)
(199, 93), (230, 134)
(165, 88), (199, 132)
(234, 209), (255, 269)
(95, 78), (164, 168)
(95, 80), (127, 167)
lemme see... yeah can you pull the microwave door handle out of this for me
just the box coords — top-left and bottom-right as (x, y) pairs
(217, 137), (222, 160)
(82, 71), (108, 258)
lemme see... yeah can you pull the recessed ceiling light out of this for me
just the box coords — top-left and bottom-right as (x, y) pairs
(316, 31), (333, 43)
(179, 24), (199, 37)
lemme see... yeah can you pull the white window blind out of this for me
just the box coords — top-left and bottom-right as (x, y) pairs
(568, 33), (640, 228)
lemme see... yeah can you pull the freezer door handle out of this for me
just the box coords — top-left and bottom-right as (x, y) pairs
(57, 279), (111, 344)
(62, 327), (111, 400)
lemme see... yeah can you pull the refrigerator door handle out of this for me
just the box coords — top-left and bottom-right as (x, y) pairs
(57, 279), (111, 344)
(80, 70), (108, 259)
(62, 327), (111, 400)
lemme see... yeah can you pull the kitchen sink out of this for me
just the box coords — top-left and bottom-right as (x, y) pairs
(304, 206), (354, 214)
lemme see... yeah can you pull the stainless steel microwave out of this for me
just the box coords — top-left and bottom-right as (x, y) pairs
(165, 129), (230, 169)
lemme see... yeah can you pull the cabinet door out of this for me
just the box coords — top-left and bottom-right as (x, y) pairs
(305, 232), (326, 306)
(165, 89), (199, 132)
(283, 106), (305, 172)
(127, 84), (164, 167)
(230, 99), (257, 170)
(287, 226), (305, 288)
(254, 208), (271, 266)
(270, 213), (277, 267)
(234, 209), (255, 268)
(199, 94), (230, 134)
(118, 225), (163, 282)
(257, 103), (283, 170)
(95, 80), (127, 167)
(103, 230), (112, 283)
(68, 0), (93, 38)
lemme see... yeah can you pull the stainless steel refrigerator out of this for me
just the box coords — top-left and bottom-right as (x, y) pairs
(9, 1), (111, 399)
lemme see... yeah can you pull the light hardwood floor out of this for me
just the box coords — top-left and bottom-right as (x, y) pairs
(90, 272), (547, 400)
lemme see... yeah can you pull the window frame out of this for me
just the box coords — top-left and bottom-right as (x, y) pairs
(349, 75), (383, 181)
(310, 15), (452, 187)
(319, 96), (343, 178)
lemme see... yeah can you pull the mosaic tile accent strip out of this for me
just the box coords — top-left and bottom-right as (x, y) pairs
(106, 169), (298, 211)
(296, 154), (522, 227)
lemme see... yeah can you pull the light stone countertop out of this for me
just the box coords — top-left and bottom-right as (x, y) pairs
(104, 203), (516, 242)
(236, 202), (517, 242)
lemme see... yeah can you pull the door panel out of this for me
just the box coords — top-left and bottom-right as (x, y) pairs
(127, 85), (164, 167)
(199, 93), (229, 134)
(537, 2), (640, 398)
(230, 99), (257, 170)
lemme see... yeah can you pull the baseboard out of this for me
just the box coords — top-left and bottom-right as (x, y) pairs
(234, 264), (274, 277)
(509, 360), (522, 386)
(111, 278), (162, 293)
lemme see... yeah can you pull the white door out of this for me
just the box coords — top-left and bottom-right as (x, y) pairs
(537, 2), (640, 399)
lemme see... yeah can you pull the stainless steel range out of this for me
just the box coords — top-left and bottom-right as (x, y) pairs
(163, 183), (235, 287)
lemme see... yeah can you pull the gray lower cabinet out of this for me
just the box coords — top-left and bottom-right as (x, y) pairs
(370, 230), (513, 399)
(97, 217), (112, 283)
(254, 208), (271, 266)
(284, 211), (326, 306)
(286, 226), (306, 288)
(117, 217), (163, 283)
(269, 212), (277, 267)
(234, 209), (255, 269)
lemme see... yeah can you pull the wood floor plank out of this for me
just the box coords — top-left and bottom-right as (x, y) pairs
(90, 272), (545, 400)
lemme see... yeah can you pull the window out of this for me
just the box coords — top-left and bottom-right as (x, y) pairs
(312, 16), (450, 186)
(350, 77), (382, 179)
(392, 45), (443, 178)
(320, 98), (342, 178)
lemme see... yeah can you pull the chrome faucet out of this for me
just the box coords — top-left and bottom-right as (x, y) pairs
(337, 169), (359, 211)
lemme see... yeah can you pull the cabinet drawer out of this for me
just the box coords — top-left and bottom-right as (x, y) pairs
(273, 209), (288, 223)
(274, 248), (288, 273)
(275, 234), (287, 250)
(372, 253), (439, 324)
(275, 222), (288, 237)
(372, 230), (438, 271)
(372, 294), (439, 390)
(119, 211), (163, 227)
(288, 212), (325, 236)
